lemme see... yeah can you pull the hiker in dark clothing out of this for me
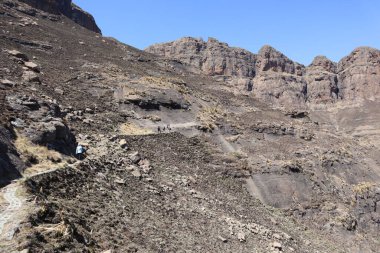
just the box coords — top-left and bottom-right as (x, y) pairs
(157, 126), (161, 133)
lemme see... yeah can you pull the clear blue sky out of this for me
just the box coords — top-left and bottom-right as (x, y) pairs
(75, 0), (380, 65)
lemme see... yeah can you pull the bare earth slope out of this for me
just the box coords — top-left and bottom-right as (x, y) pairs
(1, 1), (380, 253)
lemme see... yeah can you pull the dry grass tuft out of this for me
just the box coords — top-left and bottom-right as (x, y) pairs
(353, 182), (376, 195)
(140, 76), (189, 93)
(197, 106), (227, 132)
(142, 115), (161, 122)
(14, 131), (67, 175)
(36, 221), (71, 237)
(119, 122), (153, 136)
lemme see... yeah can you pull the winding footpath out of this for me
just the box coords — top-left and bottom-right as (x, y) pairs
(0, 182), (24, 241)
(0, 167), (64, 246)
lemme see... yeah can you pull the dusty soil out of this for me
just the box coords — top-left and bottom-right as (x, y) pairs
(0, 1), (380, 253)
(16, 133), (329, 252)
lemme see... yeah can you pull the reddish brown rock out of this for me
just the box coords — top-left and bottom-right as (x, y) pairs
(256, 45), (304, 75)
(146, 37), (380, 106)
(305, 56), (339, 103)
(338, 47), (380, 100)
(146, 37), (257, 78)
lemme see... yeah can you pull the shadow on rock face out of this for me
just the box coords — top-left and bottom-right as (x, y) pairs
(0, 126), (25, 187)
(8, 95), (77, 156)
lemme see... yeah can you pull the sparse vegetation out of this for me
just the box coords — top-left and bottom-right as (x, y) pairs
(14, 131), (67, 176)
(119, 122), (153, 135)
(140, 76), (189, 94)
(197, 105), (227, 132)
(142, 115), (161, 122)
(353, 182), (376, 195)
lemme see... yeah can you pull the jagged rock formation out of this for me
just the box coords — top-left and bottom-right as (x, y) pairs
(147, 37), (257, 77)
(1, 1), (380, 252)
(18, 0), (101, 33)
(338, 47), (380, 100)
(305, 56), (339, 103)
(146, 38), (380, 106)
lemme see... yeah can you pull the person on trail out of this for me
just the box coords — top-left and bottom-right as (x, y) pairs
(157, 126), (161, 133)
(76, 144), (86, 160)
(163, 126), (166, 131)
(167, 124), (171, 131)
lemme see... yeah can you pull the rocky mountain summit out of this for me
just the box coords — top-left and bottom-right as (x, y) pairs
(146, 37), (380, 105)
(10, 0), (101, 33)
(1, 1), (380, 252)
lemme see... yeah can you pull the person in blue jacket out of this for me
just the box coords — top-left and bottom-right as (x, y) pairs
(76, 144), (86, 160)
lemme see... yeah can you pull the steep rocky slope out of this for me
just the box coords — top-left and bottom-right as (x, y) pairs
(146, 38), (380, 106)
(10, 0), (101, 33)
(0, 1), (380, 253)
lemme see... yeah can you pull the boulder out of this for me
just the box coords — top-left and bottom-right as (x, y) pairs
(24, 61), (40, 72)
(114, 178), (125, 184)
(237, 232), (246, 242)
(23, 119), (76, 155)
(0, 79), (16, 88)
(7, 49), (29, 61)
(85, 107), (94, 114)
(131, 169), (142, 179)
(22, 70), (40, 83)
(10, 118), (26, 128)
(119, 139), (128, 149)
(54, 88), (64, 95)
(218, 235), (228, 243)
(271, 241), (282, 250)
(128, 151), (141, 164)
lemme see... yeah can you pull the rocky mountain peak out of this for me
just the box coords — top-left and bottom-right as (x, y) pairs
(257, 45), (281, 57)
(338, 46), (380, 71)
(19, 0), (101, 33)
(256, 45), (303, 74)
(336, 47), (380, 100)
(146, 37), (380, 104)
(206, 37), (229, 47)
(309, 55), (337, 73)
(146, 37), (257, 78)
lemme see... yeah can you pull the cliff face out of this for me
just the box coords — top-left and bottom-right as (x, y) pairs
(305, 56), (339, 103)
(19, 0), (101, 33)
(148, 37), (257, 78)
(146, 38), (380, 106)
(338, 47), (380, 100)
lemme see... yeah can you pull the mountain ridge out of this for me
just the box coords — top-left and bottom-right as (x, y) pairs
(16, 0), (101, 33)
(1, 1), (380, 252)
(146, 37), (380, 105)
